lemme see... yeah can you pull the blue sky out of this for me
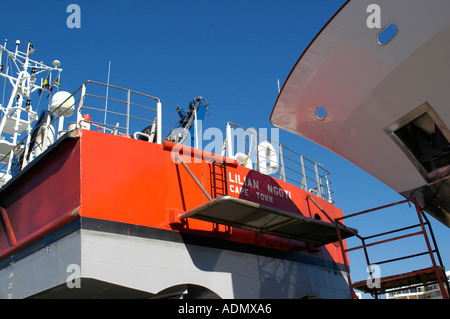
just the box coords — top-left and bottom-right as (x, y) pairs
(1, 0), (449, 298)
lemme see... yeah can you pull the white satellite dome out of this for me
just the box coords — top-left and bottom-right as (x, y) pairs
(50, 91), (75, 117)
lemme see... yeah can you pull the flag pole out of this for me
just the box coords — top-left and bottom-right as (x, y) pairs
(103, 60), (111, 132)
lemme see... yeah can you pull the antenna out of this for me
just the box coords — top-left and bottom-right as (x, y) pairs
(103, 60), (111, 131)
(277, 79), (281, 94)
(14, 40), (20, 58)
(0, 39), (5, 68)
(0, 40), (6, 109)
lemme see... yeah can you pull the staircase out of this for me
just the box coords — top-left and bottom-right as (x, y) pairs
(335, 198), (449, 299)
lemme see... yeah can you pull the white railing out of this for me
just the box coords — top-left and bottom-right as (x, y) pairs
(0, 81), (333, 204)
(221, 122), (333, 203)
(76, 81), (162, 142)
(0, 80), (162, 186)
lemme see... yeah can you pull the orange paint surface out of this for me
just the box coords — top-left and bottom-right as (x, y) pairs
(0, 130), (347, 265)
(79, 130), (346, 264)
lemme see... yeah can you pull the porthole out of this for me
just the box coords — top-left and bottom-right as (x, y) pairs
(377, 23), (398, 46)
(315, 106), (327, 120)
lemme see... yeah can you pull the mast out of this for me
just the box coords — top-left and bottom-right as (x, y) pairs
(0, 40), (62, 183)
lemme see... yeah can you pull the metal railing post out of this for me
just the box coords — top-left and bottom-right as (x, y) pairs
(278, 144), (286, 182)
(314, 163), (322, 199)
(126, 89), (131, 136)
(156, 100), (162, 144)
(325, 174), (332, 203)
(77, 83), (86, 125)
(300, 155), (307, 191)
(226, 122), (233, 158)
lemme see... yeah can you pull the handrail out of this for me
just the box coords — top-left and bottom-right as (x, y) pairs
(335, 198), (449, 299)
(77, 81), (161, 138)
(1, 79), (334, 206)
(0, 81), (163, 186)
(224, 122), (334, 203)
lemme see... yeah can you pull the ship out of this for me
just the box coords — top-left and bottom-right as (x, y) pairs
(0, 39), (355, 298)
(271, 0), (449, 298)
(1, 0), (448, 300)
(271, 0), (450, 228)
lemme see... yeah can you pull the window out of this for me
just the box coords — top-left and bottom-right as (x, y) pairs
(384, 102), (450, 182)
(377, 23), (398, 46)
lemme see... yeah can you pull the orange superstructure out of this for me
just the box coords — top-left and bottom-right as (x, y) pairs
(0, 129), (348, 265)
(0, 80), (355, 299)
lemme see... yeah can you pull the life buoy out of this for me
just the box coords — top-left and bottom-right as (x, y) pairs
(233, 152), (253, 169)
(258, 141), (278, 175)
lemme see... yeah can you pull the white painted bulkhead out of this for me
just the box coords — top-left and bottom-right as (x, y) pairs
(0, 226), (351, 299)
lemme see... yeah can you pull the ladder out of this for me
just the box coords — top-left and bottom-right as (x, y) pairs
(210, 160), (229, 232)
(211, 160), (228, 199)
(335, 198), (449, 299)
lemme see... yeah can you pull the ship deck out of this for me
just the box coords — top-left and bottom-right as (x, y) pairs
(0, 127), (355, 298)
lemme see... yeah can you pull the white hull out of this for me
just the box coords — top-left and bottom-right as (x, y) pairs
(0, 218), (351, 299)
(271, 0), (450, 226)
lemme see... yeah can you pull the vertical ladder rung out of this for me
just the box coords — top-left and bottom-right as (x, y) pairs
(211, 161), (228, 198)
